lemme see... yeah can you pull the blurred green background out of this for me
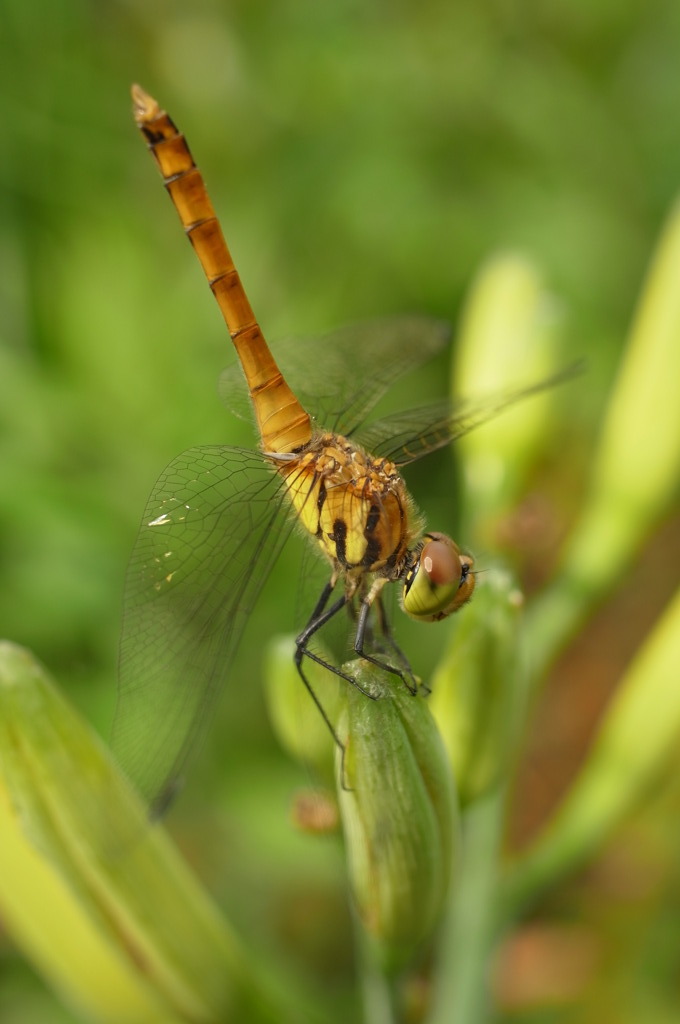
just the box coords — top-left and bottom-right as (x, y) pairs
(2, 1), (680, 1021)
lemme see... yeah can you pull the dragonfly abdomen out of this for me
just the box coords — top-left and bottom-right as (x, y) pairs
(131, 84), (312, 455)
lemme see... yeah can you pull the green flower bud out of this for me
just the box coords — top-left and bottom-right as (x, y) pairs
(336, 661), (458, 972)
(453, 253), (565, 537)
(429, 571), (524, 805)
(0, 642), (304, 1024)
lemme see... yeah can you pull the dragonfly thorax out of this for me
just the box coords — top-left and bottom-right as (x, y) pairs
(274, 432), (420, 579)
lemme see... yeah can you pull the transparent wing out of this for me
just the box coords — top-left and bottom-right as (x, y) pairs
(113, 446), (293, 816)
(358, 401), (454, 465)
(219, 315), (451, 436)
(361, 364), (584, 465)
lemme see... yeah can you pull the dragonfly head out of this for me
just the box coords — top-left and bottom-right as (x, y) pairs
(401, 532), (475, 622)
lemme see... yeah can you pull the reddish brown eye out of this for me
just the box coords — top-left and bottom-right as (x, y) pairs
(421, 539), (461, 587)
(402, 532), (476, 622)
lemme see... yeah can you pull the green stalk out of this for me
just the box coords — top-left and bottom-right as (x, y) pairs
(428, 789), (506, 1024)
(354, 912), (399, 1024)
(426, 254), (559, 1023)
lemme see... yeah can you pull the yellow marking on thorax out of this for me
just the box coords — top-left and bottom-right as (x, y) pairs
(275, 434), (415, 575)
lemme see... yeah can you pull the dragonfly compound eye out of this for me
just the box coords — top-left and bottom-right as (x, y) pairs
(402, 533), (475, 622)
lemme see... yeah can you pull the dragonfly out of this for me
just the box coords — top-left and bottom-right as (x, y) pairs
(114, 85), (567, 817)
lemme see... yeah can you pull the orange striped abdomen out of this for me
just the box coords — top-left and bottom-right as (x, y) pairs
(131, 85), (311, 455)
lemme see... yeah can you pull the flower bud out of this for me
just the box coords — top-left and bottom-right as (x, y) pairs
(430, 570), (524, 805)
(336, 661), (458, 972)
(0, 641), (293, 1023)
(453, 252), (565, 537)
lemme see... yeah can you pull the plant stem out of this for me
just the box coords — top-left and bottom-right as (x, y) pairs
(428, 788), (506, 1024)
(354, 911), (398, 1024)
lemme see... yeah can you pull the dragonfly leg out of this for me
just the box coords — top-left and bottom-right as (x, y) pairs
(304, 579), (336, 625)
(374, 594), (429, 693)
(293, 581), (383, 790)
(292, 649), (354, 791)
(295, 586), (381, 700)
(353, 598), (418, 695)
